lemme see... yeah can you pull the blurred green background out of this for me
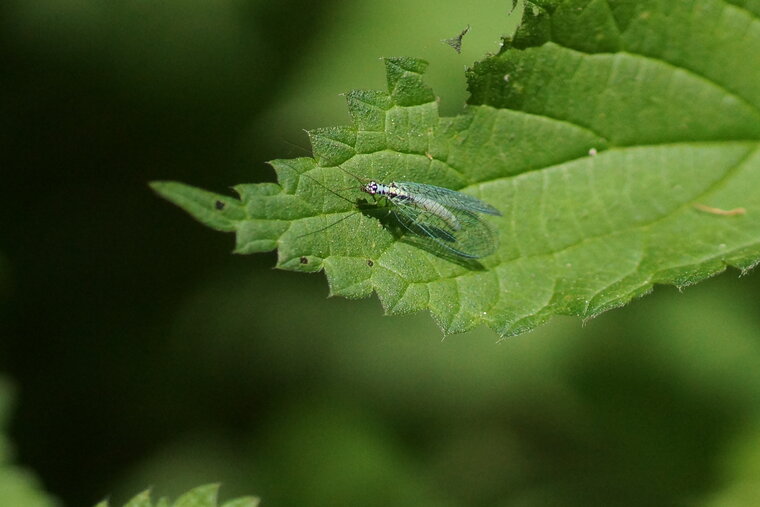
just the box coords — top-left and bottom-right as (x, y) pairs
(2, 1), (760, 505)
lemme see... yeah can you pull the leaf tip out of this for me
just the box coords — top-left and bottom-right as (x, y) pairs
(382, 56), (435, 106)
(148, 179), (173, 196)
(149, 180), (241, 232)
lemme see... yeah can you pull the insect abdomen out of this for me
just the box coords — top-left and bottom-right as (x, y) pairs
(380, 183), (461, 230)
(413, 196), (460, 230)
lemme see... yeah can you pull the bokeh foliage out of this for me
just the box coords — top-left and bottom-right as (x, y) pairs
(94, 484), (258, 507)
(0, 380), (56, 507)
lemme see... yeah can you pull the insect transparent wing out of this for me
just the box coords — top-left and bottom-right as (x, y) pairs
(395, 182), (502, 216)
(392, 200), (498, 259)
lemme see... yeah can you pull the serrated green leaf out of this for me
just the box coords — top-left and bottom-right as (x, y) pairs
(154, 3), (760, 337)
(97, 484), (259, 507)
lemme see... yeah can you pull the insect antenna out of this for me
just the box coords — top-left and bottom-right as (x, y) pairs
(296, 169), (356, 205)
(334, 163), (367, 185)
(292, 166), (363, 239)
(295, 210), (360, 239)
(278, 137), (312, 157)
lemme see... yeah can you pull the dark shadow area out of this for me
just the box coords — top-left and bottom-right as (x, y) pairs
(0, 0), (338, 504)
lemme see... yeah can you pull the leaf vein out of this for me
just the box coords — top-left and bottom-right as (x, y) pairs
(514, 143), (758, 265)
(551, 44), (760, 118)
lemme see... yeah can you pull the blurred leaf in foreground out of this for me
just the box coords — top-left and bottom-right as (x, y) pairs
(0, 380), (57, 507)
(95, 484), (258, 507)
(153, 1), (760, 337)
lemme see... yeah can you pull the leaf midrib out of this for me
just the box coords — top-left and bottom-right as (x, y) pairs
(279, 140), (757, 270)
(344, 142), (758, 290)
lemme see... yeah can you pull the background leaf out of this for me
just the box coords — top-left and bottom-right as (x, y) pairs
(155, 0), (760, 337)
(0, 380), (57, 507)
(95, 484), (258, 507)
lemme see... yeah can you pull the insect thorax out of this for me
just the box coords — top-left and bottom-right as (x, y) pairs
(362, 181), (379, 195)
(363, 181), (409, 199)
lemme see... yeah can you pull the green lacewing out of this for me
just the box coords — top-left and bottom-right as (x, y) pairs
(298, 167), (501, 259)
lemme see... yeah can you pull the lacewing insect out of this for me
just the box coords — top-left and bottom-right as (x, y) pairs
(298, 166), (502, 259)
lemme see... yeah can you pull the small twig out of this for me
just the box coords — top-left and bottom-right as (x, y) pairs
(693, 203), (746, 216)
